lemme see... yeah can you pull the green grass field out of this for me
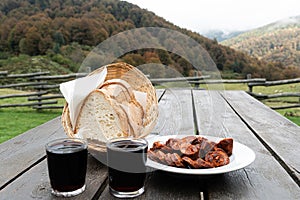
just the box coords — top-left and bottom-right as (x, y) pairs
(0, 83), (299, 144)
(0, 89), (64, 143)
(0, 108), (61, 143)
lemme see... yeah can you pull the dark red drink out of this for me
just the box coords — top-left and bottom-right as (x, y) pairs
(107, 138), (148, 198)
(46, 138), (87, 197)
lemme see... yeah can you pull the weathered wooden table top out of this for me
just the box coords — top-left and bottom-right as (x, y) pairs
(0, 89), (299, 200)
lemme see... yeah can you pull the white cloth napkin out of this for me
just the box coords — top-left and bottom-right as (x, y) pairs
(59, 67), (107, 130)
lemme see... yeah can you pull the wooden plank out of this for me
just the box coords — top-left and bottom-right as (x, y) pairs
(0, 155), (107, 200)
(223, 90), (300, 182)
(271, 104), (300, 110)
(193, 90), (300, 199)
(6, 72), (50, 78)
(248, 91), (300, 100)
(28, 94), (64, 101)
(248, 78), (300, 87)
(190, 78), (266, 84)
(193, 90), (229, 137)
(155, 89), (165, 100)
(0, 100), (58, 108)
(0, 71), (8, 76)
(32, 105), (64, 110)
(34, 84), (59, 89)
(0, 82), (47, 89)
(30, 73), (87, 80)
(0, 117), (65, 189)
(0, 91), (48, 99)
(150, 76), (210, 84)
(153, 89), (194, 135)
(99, 172), (203, 200)
(149, 88), (165, 135)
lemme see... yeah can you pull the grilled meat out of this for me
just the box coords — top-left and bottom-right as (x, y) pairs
(148, 136), (233, 169)
(216, 138), (233, 156)
(205, 148), (230, 167)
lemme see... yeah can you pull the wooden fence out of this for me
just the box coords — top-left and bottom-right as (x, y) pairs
(247, 78), (300, 110)
(0, 71), (299, 110)
(0, 72), (211, 110)
(0, 71), (87, 110)
(191, 77), (300, 110)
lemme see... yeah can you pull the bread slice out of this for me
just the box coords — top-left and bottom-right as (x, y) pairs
(74, 89), (129, 142)
(100, 79), (145, 137)
(100, 79), (134, 103)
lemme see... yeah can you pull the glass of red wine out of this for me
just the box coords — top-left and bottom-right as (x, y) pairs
(106, 137), (148, 198)
(45, 138), (88, 197)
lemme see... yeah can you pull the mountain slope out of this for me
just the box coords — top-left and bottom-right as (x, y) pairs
(0, 0), (298, 79)
(202, 30), (245, 42)
(221, 16), (300, 69)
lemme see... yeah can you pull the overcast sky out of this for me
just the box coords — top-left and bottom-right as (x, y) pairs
(125, 0), (300, 33)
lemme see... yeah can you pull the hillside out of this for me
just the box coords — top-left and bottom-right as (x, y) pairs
(202, 30), (245, 42)
(222, 16), (300, 71)
(0, 0), (299, 79)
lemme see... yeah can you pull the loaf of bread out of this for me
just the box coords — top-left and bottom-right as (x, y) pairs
(74, 89), (130, 141)
(75, 78), (148, 141)
(62, 62), (158, 146)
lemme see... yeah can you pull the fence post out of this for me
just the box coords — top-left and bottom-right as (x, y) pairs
(247, 74), (252, 92)
(194, 70), (200, 89)
(36, 75), (42, 111)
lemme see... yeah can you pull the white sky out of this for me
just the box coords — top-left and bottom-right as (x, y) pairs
(124, 0), (300, 33)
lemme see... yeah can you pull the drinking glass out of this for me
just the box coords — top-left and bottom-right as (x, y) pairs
(106, 137), (148, 198)
(46, 138), (88, 197)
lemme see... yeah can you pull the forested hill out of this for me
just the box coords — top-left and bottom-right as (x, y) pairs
(222, 16), (300, 71)
(0, 0), (299, 79)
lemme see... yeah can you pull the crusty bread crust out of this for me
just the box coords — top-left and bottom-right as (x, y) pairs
(89, 62), (158, 132)
(101, 80), (132, 103)
(100, 78), (145, 137)
(75, 89), (128, 141)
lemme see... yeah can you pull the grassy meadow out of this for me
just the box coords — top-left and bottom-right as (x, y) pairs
(0, 89), (64, 143)
(0, 83), (299, 144)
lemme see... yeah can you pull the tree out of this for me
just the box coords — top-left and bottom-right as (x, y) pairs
(39, 35), (53, 54)
(53, 43), (61, 54)
(8, 21), (29, 53)
(53, 31), (65, 45)
(21, 26), (41, 55)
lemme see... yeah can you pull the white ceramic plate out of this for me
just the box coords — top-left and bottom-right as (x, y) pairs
(146, 135), (255, 175)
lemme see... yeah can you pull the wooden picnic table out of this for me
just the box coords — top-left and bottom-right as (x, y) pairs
(0, 89), (299, 199)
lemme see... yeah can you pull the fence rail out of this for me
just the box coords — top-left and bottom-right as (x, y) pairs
(0, 71), (299, 110)
(6, 72), (50, 78)
(30, 73), (87, 80)
(0, 71), (70, 110)
(246, 78), (300, 110)
(0, 82), (48, 89)
(0, 100), (58, 108)
(0, 91), (48, 99)
(248, 78), (300, 92)
(248, 92), (300, 100)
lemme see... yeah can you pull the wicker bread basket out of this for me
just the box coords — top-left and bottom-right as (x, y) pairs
(61, 62), (158, 158)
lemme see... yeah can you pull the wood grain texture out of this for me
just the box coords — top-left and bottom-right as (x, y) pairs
(0, 117), (65, 189)
(99, 172), (204, 200)
(153, 89), (194, 135)
(2, 89), (300, 200)
(193, 90), (229, 137)
(193, 90), (300, 199)
(0, 155), (107, 200)
(155, 89), (165, 99)
(223, 91), (300, 181)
